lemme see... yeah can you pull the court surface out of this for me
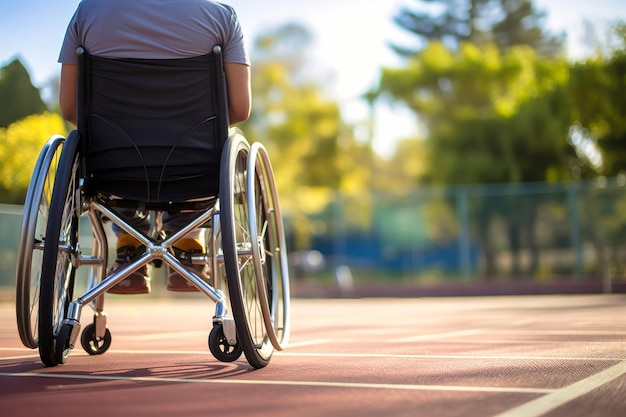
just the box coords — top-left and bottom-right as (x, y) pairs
(1, 294), (625, 416)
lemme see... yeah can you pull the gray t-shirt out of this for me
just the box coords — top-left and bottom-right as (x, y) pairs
(58, 0), (249, 65)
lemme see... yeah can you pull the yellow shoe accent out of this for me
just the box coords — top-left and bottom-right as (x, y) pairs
(176, 238), (204, 252)
(168, 238), (208, 292)
(117, 233), (140, 250)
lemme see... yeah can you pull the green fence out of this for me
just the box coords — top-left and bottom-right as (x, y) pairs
(302, 176), (626, 286)
(2, 176), (625, 289)
(0, 204), (22, 287)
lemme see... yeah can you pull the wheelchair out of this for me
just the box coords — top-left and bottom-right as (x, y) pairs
(15, 45), (290, 369)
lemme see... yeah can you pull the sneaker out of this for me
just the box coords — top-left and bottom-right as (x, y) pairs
(167, 238), (210, 292)
(106, 244), (151, 295)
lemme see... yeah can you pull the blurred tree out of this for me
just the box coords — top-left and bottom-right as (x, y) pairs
(566, 22), (626, 280)
(391, 0), (563, 57)
(391, 0), (492, 54)
(240, 23), (373, 249)
(0, 59), (47, 128)
(568, 21), (626, 177)
(380, 42), (571, 184)
(0, 112), (67, 204)
(491, 0), (564, 57)
(383, 137), (428, 191)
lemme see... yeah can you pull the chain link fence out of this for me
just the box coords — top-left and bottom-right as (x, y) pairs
(299, 176), (626, 289)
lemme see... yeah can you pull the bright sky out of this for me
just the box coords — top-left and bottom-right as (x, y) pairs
(1, 0), (625, 157)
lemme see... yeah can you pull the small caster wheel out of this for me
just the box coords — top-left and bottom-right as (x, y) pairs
(209, 324), (242, 362)
(80, 323), (112, 355)
(55, 323), (74, 365)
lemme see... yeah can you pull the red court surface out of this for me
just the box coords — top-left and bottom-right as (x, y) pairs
(1, 294), (626, 417)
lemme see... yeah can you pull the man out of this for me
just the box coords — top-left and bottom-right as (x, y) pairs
(58, 0), (251, 294)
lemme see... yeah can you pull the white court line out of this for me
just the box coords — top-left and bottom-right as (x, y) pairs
(494, 360), (626, 417)
(0, 354), (41, 361)
(0, 348), (34, 352)
(286, 339), (332, 348)
(391, 329), (484, 343)
(278, 352), (626, 362)
(443, 338), (626, 345)
(392, 329), (626, 343)
(0, 371), (554, 395)
(2, 347), (624, 363)
(485, 329), (626, 336)
(115, 330), (208, 341)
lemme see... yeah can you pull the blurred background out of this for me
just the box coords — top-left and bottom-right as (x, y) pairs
(1, 0), (625, 297)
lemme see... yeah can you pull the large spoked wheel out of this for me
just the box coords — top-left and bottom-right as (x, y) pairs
(220, 132), (273, 369)
(15, 135), (65, 349)
(38, 132), (81, 367)
(247, 142), (290, 351)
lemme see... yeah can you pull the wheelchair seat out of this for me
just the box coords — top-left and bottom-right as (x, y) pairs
(78, 46), (229, 203)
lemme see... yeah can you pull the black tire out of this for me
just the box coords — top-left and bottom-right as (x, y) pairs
(38, 132), (80, 367)
(220, 133), (273, 369)
(80, 323), (112, 355)
(247, 143), (291, 351)
(208, 324), (243, 362)
(15, 135), (65, 349)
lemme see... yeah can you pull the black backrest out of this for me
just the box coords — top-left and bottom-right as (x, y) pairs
(77, 46), (229, 203)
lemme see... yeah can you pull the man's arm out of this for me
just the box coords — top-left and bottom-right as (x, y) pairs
(59, 63), (78, 126)
(224, 62), (251, 124)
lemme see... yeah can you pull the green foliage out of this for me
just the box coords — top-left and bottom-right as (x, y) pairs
(568, 22), (626, 176)
(0, 59), (47, 128)
(382, 138), (428, 191)
(240, 23), (374, 248)
(380, 41), (572, 185)
(0, 112), (67, 203)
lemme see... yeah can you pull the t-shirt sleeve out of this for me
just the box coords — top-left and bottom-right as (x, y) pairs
(58, 8), (82, 65)
(221, 6), (250, 66)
